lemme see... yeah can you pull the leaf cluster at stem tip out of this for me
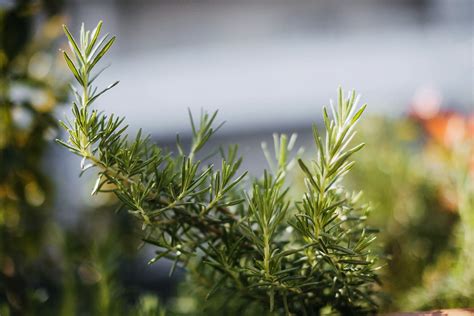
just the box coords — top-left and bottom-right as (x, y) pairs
(58, 21), (382, 315)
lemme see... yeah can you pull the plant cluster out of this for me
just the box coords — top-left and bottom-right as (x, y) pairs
(0, 1), (68, 312)
(58, 22), (382, 315)
(344, 112), (473, 311)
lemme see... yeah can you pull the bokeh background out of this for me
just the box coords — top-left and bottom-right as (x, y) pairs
(1, 0), (473, 314)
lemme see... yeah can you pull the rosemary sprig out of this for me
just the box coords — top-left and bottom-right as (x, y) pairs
(58, 21), (381, 315)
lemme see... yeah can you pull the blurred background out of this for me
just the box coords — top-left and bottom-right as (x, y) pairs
(65, 0), (472, 134)
(1, 0), (473, 314)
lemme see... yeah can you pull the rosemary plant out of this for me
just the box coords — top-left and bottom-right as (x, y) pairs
(58, 21), (381, 315)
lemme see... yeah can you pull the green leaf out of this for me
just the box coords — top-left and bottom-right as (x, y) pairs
(86, 20), (103, 55)
(87, 81), (119, 105)
(63, 51), (83, 85)
(63, 24), (85, 65)
(89, 36), (116, 70)
(351, 103), (367, 124)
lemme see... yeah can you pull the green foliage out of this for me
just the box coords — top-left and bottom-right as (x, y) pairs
(0, 1), (68, 312)
(0, 5), (151, 315)
(58, 21), (382, 315)
(345, 116), (474, 311)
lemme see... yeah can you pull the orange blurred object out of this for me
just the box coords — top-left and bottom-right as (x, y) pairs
(409, 88), (473, 212)
(409, 86), (473, 147)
